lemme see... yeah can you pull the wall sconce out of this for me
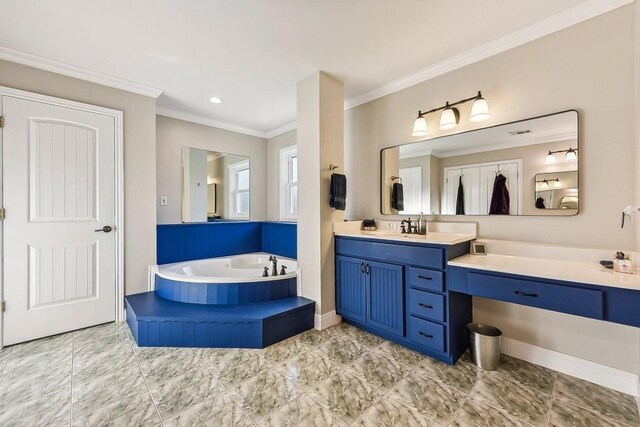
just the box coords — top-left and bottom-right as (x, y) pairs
(536, 178), (561, 189)
(412, 91), (490, 136)
(545, 147), (578, 164)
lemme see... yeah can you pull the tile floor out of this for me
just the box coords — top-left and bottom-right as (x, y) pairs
(0, 321), (638, 426)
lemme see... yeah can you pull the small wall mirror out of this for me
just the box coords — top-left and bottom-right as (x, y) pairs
(181, 147), (250, 222)
(380, 110), (578, 216)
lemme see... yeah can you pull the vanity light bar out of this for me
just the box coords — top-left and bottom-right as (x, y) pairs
(545, 147), (577, 164)
(412, 91), (490, 136)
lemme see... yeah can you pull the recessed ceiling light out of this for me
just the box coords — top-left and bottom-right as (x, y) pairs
(209, 97), (223, 104)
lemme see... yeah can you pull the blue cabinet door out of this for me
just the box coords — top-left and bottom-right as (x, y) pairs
(336, 255), (366, 322)
(366, 260), (404, 337)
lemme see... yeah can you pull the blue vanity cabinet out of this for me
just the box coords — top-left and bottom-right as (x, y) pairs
(336, 255), (404, 336)
(335, 236), (472, 364)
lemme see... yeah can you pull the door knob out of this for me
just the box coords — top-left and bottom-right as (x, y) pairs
(94, 226), (113, 233)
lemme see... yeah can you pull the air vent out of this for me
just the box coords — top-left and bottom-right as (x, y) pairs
(508, 129), (532, 136)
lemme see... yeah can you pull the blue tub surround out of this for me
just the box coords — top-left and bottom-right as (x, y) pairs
(448, 249), (640, 328)
(335, 234), (474, 364)
(126, 293), (314, 348)
(157, 221), (297, 264)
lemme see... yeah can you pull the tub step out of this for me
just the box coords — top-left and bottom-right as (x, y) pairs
(125, 292), (315, 348)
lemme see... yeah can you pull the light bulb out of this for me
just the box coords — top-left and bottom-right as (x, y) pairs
(541, 180), (549, 189)
(412, 114), (428, 136)
(565, 148), (577, 161)
(554, 179), (561, 188)
(469, 93), (490, 122)
(439, 105), (460, 131)
(545, 151), (556, 164)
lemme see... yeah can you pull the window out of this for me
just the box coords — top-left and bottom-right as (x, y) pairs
(280, 146), (298, 220)
(228, 160), (250, 219)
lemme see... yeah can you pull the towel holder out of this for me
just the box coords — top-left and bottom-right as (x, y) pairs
(390, 175), (403, 184)
(329, 164), (339, 171)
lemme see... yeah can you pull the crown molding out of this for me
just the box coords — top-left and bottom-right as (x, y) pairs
(343, 0), (634, 110)
(0, 46), (164, 99)
(156, 107), (267, 139)
(265, 120), (297, 139)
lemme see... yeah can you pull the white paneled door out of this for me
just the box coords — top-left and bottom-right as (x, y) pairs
(2, 94), (117, 345)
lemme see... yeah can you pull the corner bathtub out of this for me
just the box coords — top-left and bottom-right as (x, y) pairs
(149, 253), (299, 305)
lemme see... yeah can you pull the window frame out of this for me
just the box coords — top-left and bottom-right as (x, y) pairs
(228, 159), (250, 219)
(279, 146), (298, 221)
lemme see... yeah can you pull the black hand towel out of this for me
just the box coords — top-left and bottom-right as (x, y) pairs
(391, 183), (404, 211)
(489, 173), (511, 215)
(330, 173), (347, 211)
(455, 176), (465, 215)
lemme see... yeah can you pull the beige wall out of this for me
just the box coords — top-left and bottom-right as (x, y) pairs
(0, 59), (157, 296)
(156, 115), (268, 223)
(267, 130), (297, 220)
(344, 7), (640, 373)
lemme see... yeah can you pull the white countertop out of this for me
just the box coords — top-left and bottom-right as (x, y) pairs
(449, 253), (640, 292)
(334, 231), (476, 246)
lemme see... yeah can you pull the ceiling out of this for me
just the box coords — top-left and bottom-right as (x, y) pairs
(0, 0), (616, 137)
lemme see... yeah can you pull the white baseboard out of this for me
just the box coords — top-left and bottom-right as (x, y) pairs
(314, 310), (342, 330)
(501, 337), (640, 397)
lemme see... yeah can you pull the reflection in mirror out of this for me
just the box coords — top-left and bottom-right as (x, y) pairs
(380, 110), (578, 216)
(181, 147), (250, 222)
(535, 171), (578, 213)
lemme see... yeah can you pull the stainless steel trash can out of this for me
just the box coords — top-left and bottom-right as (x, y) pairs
(467, 323), (502, 370)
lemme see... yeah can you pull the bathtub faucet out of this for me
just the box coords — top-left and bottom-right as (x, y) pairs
(270, 256), (278, 276)
(262, 267), (270, 277)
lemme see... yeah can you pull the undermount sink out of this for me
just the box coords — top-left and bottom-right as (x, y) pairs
(359, 230), (475, 244)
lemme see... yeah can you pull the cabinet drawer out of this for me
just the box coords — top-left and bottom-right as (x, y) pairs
(468, 272), (604, 320)
(407, 267), (444, 292)
(408, 289), (445, 322)
(335, 238), (444, 270)
(408, 316), (445, 352)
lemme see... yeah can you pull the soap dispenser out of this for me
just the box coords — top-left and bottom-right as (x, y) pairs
(418, 212), (427, 235)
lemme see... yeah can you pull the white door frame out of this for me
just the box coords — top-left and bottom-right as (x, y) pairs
(0, 86), (125, 347)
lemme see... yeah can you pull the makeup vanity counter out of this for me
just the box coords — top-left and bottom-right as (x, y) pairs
(448, 240), (640, 328)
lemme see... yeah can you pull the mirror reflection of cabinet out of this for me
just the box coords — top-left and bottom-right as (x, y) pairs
(181, 147), (250, 222)
(535, 170), (578, 213)
(380, 110), (578, 216)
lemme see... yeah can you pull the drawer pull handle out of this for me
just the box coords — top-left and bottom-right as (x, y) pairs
(418, 303), (434, 309)
(419, 331), (433, 339)
(365, 264), (370, 275)
(418, 275), (433, 281)
(361, 262), (365, 274)
(514, 291), (538, 298)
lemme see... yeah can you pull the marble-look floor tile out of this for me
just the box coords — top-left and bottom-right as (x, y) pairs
(492, 355), (556, 395)
(0, 389), (70, 427)
(9, 332), (74, 357)
(376, 341), (427, 367)
(73, 365), (147, 411)
(145, 366), (220, 420)
(450, 397), (534, 427)
(259, 394), (346, 427)
(74, 321), (126, 342)
(554, 373), (639, 426)
(548, 398), (631, 427)
(314, 335), (365, 365)
(163, 389), (254, 427)
(297, 326), (342, 347)
(255, 337), (306, 364)
(136, 347), (202, 376)
(2, 347), (72, 379)
(334, 323), (385, 349)
(74, 328), (132, 356)
(0, 368), (71, 405)
(275, 350), (342, 391)
(352, 396), (439, 427)
(419, 357), (482, 393)
(308, 370), (384, 424)
(199, 348), (268, 384)
(72, 391), (160, 427)
(73, 345), (136, 376)
(470, 374), (551, 426)
(388, 369), (467, 425)
(346, 351), (409, 391)
(226, 368), (301, 419)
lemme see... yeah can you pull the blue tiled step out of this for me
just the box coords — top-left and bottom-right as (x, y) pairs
(126, 292), (315, 348)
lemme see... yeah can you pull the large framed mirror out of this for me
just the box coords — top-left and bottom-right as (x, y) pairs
(181, 147), (250, 222)
(380, 110), (578, 216)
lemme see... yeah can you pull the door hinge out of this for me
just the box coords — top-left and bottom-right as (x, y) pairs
(0, 301), (5, 312)
(0, 116), (4, 128)
(0, 208), (5, 220)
